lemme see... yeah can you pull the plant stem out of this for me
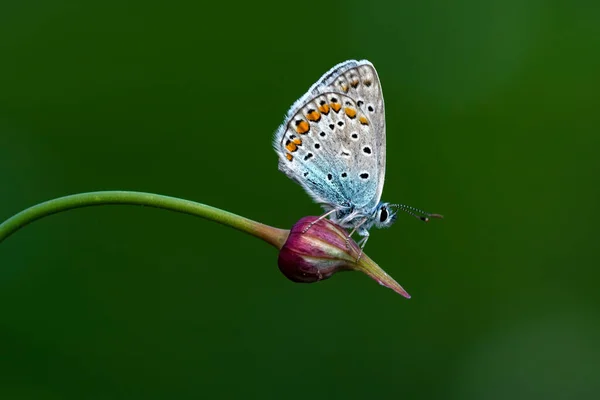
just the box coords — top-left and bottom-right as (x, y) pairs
(0, 191), (289, 249)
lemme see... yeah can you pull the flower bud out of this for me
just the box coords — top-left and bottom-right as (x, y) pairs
(278, 216), (411, 298)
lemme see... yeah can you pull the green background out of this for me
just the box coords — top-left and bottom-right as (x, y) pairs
(2, 1), (599, 399)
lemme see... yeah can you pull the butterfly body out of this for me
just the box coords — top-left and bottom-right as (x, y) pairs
(274, 60), (440, 249)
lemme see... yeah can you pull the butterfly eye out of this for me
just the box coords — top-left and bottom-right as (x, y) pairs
(379, 207), (388, 223)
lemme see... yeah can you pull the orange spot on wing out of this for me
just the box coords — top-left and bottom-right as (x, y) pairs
(318, 104), (330, 114)
(350, 79), (359, 88)
(345, 107), (357, 119)
(359, 116), (369, 125)
(331, 102), (341, 113)
(286, 153), (293, 161)
(286, 142), (297, 152)
(340, 84), (349, 92)
(292, 137), (302, 145)
(306, 110), (321, 122)
(296, 120), (310, 134)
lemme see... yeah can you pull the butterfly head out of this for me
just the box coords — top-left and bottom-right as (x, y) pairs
(374, 202), (398, 229)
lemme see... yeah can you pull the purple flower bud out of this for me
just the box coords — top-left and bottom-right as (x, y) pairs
(278, 216), (411, 298)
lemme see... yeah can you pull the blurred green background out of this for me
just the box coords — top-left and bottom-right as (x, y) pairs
(1, 0), (599, 399)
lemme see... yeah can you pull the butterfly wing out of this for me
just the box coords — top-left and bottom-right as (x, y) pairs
(274, 60), (386, 212)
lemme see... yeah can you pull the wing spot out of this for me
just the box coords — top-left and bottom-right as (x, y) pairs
(357, 100), (364, 107)
(359, 116), (369, 125)
(328, 124), (334, 130)
(337, 121), (344, 127)
(320, 131), (327, 137)
(318, 103), (330, 115)
(340, 149), (351, 157)
(350, 79), (359, 88)
(306, 109), (321, 122)
(285, 140), (298, 152)
(351, 133), (359, 140)
(363, 146), (372, 154)
(341, 172), (347, 178)
(303, 172), (309, 177)
(330, 97), (341, 112)
(286, 153), (293, 161)
(304, 153), (313, 161)
(327, 173), (333, 181)
(339, 81), (349, 92)
(345, 107), (357, 119)
(292, 137), (302, 145)
(364, 79), (372, 87)
(295, 119), (310, 134)
(360, 173), (369, 179)
(368, 105), (374, 112)
(314, 143), (321, 149)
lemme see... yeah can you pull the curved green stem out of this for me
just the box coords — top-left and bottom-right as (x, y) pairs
(0, 191), (289, 249)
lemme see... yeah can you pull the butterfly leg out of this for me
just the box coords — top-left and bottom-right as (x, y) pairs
(302, 209), (337, 234)
(355, 231), (370, 262)
(345, 217), (369, 250)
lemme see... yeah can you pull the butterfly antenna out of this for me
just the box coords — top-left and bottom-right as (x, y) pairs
(391, 204), (444, 223)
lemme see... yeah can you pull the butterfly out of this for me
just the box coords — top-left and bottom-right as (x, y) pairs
(274, 60), (442, 253)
